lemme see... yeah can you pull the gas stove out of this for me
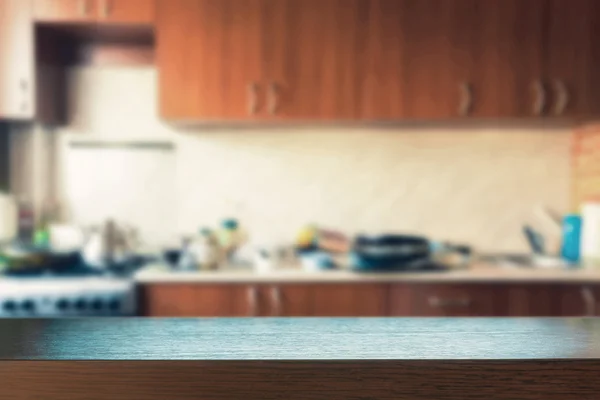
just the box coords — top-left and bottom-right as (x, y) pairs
(0, 272), (137, 318)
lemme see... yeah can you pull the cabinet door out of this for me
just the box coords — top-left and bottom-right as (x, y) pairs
(399, 0), (465, 119)
(33, 0), (97, 22)
(0, 0), (34, 120)
(263, 285), (312, 317)
(96, 0), (154, 24)
(469, 0), (546, 117)
(358, 0), (405, 119)
(311, 284), (388, 317)
(392, 284), (508, 317)
(507, 284), (565, 317)
(141, 284), (257, 317)
(157, 0), (263, 121)
(557, 285), (600, 317)
(544, 0), (595, 119)
(263, 0), (363, 120)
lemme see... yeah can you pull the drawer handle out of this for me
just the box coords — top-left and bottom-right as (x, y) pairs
(458, 82), (473, 117)
(581, 287), (595, 317)
(268, 82), (279, 116)
(553, 79), (569, 116)
(247, 82), (259, 115)
(247, 286), (258, 316)
(270, 287), (282, 316)
(428, 297), (471, 308)
(532, 79), (546, 116)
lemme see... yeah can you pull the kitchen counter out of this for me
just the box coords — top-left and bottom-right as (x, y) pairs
(2, 318), (600, 399)
(134, 263), (600, 283)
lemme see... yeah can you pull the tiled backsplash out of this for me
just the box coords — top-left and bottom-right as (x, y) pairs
(16, 67), (572, 253)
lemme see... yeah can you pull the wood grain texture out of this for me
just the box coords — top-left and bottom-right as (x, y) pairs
(141, 284), (255, 317)
(465, 0), (546, 117)
(400, 0), (459, 119)
(142, 284), (389, 317)
(263, 0), (363, 120)
(1, 318), (599, 360)
(2, 360), (600, 399)
(544, 0), (594, 120)
(0, 0), (34, 120)
(157, 0), (263, 121)
(391, 284), (510, 317)
(141, 282), (600, 318)
(310, 284), (388, 316)
(358, 0), (405, 119)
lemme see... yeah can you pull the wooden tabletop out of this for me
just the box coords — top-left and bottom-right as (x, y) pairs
(2, 317), (600, 360)
(3, 318), (600, 399)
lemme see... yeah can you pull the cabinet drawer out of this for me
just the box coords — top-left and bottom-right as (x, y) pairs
(391, 284), (507, 317)
(141, 284), (254, 317)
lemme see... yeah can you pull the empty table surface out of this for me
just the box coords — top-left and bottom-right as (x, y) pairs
(1, 317), (599, 360)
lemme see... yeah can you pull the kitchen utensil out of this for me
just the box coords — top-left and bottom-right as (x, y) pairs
(0, 242), (82, 276)
(253, 244), (295, 273)
(350, 234), (471, 272)
(523, 225), (546, 255)
(561, 214), (581, 264)
(163, 249), (182, 268)
(191, 229), (222, 270)
(82, 220), (139, 269)
(301, 252), (337, 272)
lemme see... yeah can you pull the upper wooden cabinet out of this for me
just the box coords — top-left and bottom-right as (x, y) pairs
(456, 0), (546, 118)
(34, 0), (154, 24)
(544, 0), (597, 119)
(157, 0), (263, 121)
(358, 0), (405, 119)
(263, 0), (364, 120)
(158, 0), (600, 121)
(157, 0), (366, 121)
(0, 0), (34, 120)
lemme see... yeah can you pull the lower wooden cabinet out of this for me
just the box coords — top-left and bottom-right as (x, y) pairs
(141, 284), (255, 317)
(140, 282), (600, 318)
(141, 284), (388, 317)
(389, 284), (509, 317)
(310, 284), (388, 317)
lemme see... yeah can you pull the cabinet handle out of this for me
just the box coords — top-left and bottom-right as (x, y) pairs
(268, 82), (279, 116)
(79, 0), (89, 16)
(581, 287), (595, 317)
(247, 82), (259, 116)
(553, 79), (569, 116)
(247, 286), (258, 316)
(270, 287), (282, 316)
(428, 297), (471, 308)
(102, 0), (112, 18)
(458, 82), (473, 117)
(532, 80), (546, 116)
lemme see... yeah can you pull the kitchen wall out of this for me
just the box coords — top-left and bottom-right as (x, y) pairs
(16, 67), (573, 253)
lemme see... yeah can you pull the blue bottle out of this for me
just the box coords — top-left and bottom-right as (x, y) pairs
(561, 214), (582, 265)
